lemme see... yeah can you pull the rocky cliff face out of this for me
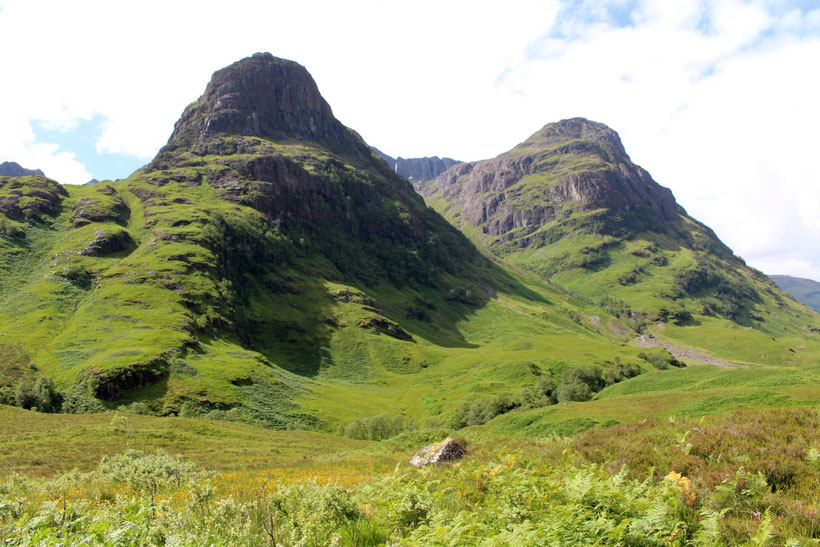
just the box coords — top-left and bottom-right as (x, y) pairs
(150, 52), (373, 170)
(372, 148), (460, 181)
(416, 118), (681, 240)
(0, 162), (45, 177)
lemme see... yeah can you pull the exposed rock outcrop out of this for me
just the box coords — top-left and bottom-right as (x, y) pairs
(149, 52), (373, 169)
(70, 185), (129, 227)
(79, 228), (135, 257)
(410, 438), (466, 467)
(416, 118), (681, 240)
(355, 316), (412, 341)
(0, 175), (67, 222)
(372, 148), (460, 181)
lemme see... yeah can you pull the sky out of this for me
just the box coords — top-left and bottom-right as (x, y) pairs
(0, 0), (818, 281)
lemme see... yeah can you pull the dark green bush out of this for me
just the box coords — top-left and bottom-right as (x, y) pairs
(673, 261), (760, 321)
(13, 377), (62, 412)
(557, 364), (641, 402)
(602, 363), (641, 385)
(637, 350), (685, 370)
(62, 370), (107, 414)
(519, 376), (557, 409)
(556, 380), (594, 402)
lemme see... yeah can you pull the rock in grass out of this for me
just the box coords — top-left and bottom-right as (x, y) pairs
(409, 438), (466, 467)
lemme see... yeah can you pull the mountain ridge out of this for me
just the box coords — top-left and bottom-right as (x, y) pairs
(0, 161), (45, 178)
(1, 53), (616, 428)
(371, 147), (460, 181)
(0, 53), (817, 436)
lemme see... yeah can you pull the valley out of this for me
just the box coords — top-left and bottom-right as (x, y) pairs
(0, 53), (818, 544)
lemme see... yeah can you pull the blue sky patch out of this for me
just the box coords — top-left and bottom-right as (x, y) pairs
(32, 115), (147, 182)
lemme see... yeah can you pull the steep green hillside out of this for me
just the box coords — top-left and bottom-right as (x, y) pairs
(0, 56), (648, 431)
(771, 274), (820, 313)
(1, 56), (818, 451)
(416, 118), (820, 363)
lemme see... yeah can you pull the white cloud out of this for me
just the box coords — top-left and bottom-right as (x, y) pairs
(0, 0), (817, 279)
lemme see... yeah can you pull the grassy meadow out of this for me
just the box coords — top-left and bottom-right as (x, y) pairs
(1, 405), (818, 545)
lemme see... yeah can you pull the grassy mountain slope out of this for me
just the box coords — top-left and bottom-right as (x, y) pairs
(415, 118), (820, 365)
(0, 56), (652, 432)
(0, 57), (817, 451)
(1, 54), (820, 543)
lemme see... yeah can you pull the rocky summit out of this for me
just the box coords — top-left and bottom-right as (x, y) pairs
(0, 161), (45, 178)
(150, 52), (368, 169)
(416, 118), (679, 238)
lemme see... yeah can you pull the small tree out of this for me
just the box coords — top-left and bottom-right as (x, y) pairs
(97, 450), (199, 512)
(111, 412), (129, 449)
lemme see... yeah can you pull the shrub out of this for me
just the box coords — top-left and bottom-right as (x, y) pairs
(556, 380), (593, 402)
(340, 414), (416, 441)
(556, 366), (605, 402)
(62, 371), (106, 414)
(125, 402), (153, 415)
(96, 449), (199, 505)
(637, 350), (685, 370)
(13, 377), (62, 413)
(602, 363), (641, 385)
(519, 376), (557, 409)
(451, 395), (518, 428)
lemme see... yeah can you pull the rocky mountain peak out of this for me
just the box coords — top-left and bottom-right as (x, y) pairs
(0, 161), (45, 178)
(151, 53), (364, 165)
(515, 118), (629, 163)
(416, 118), (681, 240)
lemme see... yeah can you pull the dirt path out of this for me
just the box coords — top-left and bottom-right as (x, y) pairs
(634, 335), (748, 368)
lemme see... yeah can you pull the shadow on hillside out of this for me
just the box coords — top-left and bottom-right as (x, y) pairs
(234, 257), (550, 376)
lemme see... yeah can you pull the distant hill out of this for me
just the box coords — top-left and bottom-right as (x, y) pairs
(372, 147), (459, 181)
(0, 162), (44, 177)
(770, 275), (820, 313)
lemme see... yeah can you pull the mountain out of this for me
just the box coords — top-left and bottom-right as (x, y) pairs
(771, 275), (820, 313)
(0, 54), (631, 428)
(416, 118), (819, 352)
(371, 147), (460, 181)
(0, 57), (818, 438)
(0, 161), (45, 177)
(2, 54), (820, 545)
